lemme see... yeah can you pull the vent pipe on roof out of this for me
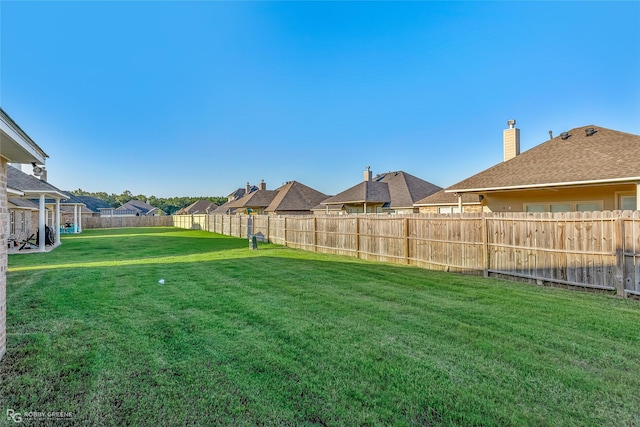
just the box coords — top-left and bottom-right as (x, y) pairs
(364, 165), (372, 182)
(548, 130), (553, 139)
(585, 127), (596, 136)
(561, 132), (570, 140)
(503, 120), (520, 162)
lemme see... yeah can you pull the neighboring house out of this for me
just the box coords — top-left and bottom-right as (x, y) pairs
(414, 190), (482, 214)
(225, 180), (277, 215)
(316, 167), (442, 214)
(101, 199), (165, 217)
(73, 195), (113, 217)
(264, 181), (328, 215)
(175, 199), (217, 215)
(1, 108), (49, 362)
(444, 122), (640, 213)
(218, 180), (328, 216)
(211, 183), (258, 214)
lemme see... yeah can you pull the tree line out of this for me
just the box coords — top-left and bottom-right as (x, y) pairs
(70, 189), (227, 215)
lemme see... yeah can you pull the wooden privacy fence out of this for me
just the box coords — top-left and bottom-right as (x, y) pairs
(172, 211), (640, 298)
(83, 215), (173, 229)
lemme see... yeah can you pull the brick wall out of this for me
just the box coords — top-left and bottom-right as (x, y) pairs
(0, 158), (7, 361)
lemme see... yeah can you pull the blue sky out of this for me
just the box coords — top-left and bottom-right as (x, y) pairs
(2, 1), (639, 198)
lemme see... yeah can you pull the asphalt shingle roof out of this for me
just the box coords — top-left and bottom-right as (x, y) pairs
(118, 199), (165, 215)
(447, 125), (640, 192)
(265, 181), (328, 212)
(73, 195), (112, 212)
(322, 171), (441, 209)
(7, 165), (66, 196)
(8, 198), (39, 209)
(211, 201), (236, 214)
(226, 190), (278, 209)
(177, 199), (217, 215)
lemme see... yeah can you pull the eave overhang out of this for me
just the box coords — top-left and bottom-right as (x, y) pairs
(445, 177), (640, 194)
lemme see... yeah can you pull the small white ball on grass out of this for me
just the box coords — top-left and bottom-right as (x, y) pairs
(158, 279), (165, 284)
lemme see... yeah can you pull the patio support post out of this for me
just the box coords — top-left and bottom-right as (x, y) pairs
(38, 194), (45, 252)
(73, 204), (78, 233)
(55, 198), (61, 245)
(78, 205), (82, 232)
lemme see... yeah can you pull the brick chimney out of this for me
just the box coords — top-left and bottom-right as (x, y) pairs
(503, 119), (520, 162)
(259, 179), (266, 190)
(364, 166), (372, 182)
(245, 182), (251, 194)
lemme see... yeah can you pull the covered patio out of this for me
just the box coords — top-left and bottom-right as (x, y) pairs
(7, 165), (66, 253)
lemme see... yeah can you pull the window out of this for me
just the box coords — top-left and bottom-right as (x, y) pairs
(620, 195), (636, 211)
(524, 201), (603, 213)
(10, 211), (15, 235)
(438, 206), (461, 214)
(20, 211), (26, 232)
(576, 202), (601, 212)
(525, 204), (545, 213)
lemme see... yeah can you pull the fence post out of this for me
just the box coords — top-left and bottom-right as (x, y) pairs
(482, 214), (489, 277)
(404, 217), (410, 264)
(313, 216), (317, 252)
(266, 215), (270, 243)
(615, 216), (625, 297)
(355, 216), (360, 259)
(284, 216), (288, 247)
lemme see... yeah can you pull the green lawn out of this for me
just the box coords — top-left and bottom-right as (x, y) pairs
(2, 227), (639, 426)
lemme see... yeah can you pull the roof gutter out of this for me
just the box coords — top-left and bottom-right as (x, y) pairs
(445, 177), (640, 194)
(414, 201), (482, 207)
(21, 189), (69, 199)
(7, 187), (24, 196)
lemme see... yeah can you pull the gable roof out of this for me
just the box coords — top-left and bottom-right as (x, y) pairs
(265, 181), (328, 213)
(321, 171), (441, 208)
(415, 189), (481, 206)
(447, 125), (640, 193)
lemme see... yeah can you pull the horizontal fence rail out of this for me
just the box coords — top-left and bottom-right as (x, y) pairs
(172, 211), (640, 297)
